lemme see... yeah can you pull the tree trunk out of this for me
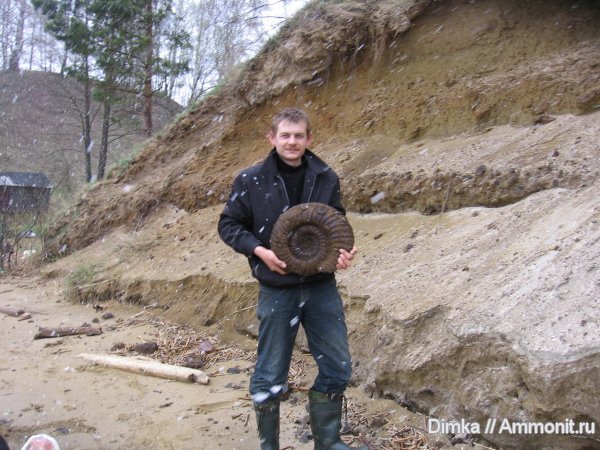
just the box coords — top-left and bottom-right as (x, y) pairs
(8, 0), (26, 71)
(0, 211), (8, 270)
(83, 61), (93, 183)
(143, 0), (154, 137)
(98, 100), (111, 180)
(60, 46), (68, 76)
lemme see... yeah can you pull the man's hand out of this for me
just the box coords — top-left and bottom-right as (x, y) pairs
(254, 246), (287, 275)
(336, 246), (358, 271)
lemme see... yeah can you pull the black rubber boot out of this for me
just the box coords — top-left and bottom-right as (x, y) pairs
(308, 390), (368, 450)
(254, 398), (280, 450)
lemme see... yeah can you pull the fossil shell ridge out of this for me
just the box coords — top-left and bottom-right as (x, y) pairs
(270, 202), (355, 276)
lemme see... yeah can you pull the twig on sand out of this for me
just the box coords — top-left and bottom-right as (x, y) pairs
(130, 302), (159, 318)
(433, 181), (452, 236)
(380, 425), (427, 449)
(214, 304), (257, 326)
(34, 326), (102, 339)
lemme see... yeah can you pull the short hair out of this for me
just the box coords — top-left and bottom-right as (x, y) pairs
(271, 108), (311, 135)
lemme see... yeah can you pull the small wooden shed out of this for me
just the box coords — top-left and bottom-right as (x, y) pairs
(0, 172), (52, 213)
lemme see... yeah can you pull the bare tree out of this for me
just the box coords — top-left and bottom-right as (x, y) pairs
(0, 0), (19, 70)
(7, 0), (26, 70)
(0, 0), (64, 72)
(27, 6), (66, 72)
(181, 0), (291, 105)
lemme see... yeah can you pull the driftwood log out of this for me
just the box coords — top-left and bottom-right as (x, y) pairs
(0, 306), (26, 317)
(78, 353), (210, 384)
(34, 326), (103, 340)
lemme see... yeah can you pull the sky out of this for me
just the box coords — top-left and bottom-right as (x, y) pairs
(264, 0), (310, 33)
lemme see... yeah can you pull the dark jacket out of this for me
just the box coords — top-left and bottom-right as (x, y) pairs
(218, 148), (345, 287)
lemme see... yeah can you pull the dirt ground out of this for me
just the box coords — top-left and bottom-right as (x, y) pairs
(0, 274), (442, 450)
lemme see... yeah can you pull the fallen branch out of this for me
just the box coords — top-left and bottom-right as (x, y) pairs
(34, 326), (103, 339)
(78, 353), (210, 384)
(0, 306), (25, 317)
(130, 302), (159, 318)
(214, 304), (257, 326)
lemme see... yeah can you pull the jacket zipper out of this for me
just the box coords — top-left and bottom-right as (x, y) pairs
(276, 175), (291, 207)
(306, 175), (316, 202)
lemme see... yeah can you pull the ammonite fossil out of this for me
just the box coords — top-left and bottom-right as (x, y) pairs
(270, 202), (354, 276)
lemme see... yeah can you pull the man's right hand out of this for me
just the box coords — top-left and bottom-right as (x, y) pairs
(253, 246), (287, 275)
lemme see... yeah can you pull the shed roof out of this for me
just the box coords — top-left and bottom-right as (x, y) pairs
(0, 172), (52, 188)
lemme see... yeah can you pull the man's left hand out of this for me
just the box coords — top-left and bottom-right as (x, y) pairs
(336, 247), (358, 271)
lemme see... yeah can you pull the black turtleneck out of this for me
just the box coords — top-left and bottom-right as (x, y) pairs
(276, 155), (307, 206)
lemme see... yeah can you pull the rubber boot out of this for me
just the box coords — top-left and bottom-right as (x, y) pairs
(308, 390), (369, 450)
(254, 398), (280, 450)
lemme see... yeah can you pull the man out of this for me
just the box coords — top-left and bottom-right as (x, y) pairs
(218, 108), (366, 450)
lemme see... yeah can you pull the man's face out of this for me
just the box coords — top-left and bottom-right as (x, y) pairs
(269, 119), (312, 167)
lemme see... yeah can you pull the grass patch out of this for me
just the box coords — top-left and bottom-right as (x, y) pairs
(105, 146), (143, 180)
(65, 263), (96, 302)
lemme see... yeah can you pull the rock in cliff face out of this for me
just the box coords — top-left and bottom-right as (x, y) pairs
(45, 0), (599, 448)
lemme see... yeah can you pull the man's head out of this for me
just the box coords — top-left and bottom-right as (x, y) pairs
(271, 108), (311, 136)
(269, 108), (313, 167)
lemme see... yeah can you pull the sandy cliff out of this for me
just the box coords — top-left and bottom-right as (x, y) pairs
(43, 1), (600, 448)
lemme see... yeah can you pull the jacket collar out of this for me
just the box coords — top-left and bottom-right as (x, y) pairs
(262, 148), (330, 176)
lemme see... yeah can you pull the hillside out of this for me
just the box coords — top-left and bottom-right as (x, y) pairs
(0, 70), (183, 207)
(35, 0), (600, 449)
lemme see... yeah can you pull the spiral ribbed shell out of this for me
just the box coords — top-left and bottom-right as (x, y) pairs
(270, 203), (355, 276)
